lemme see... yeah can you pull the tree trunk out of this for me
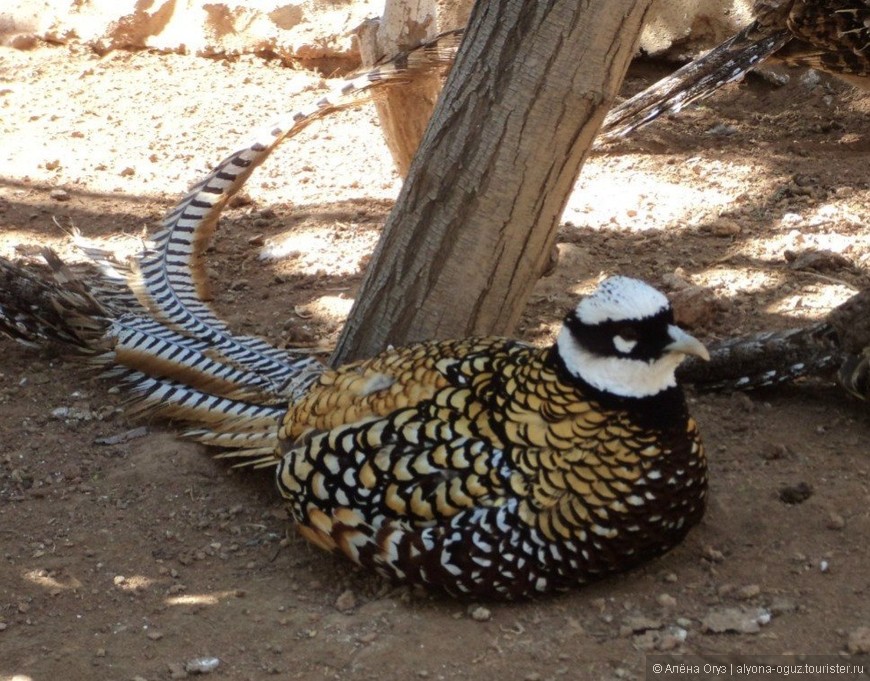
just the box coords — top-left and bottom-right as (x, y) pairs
(333, 0), (653, 365)
(356, 0), (441, 176)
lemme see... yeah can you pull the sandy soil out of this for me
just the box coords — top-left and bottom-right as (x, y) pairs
(0, 40), (869, 681)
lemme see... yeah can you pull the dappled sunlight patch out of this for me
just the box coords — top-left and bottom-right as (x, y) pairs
(112, 574), (155, 593)
(258, 225), (377, 276)
(22, 568), (82, 593)
(1, 674), (34, 681)
(567, 155), (759, 231)
(764, 282), (858, 321)
(165, 590), (240, 607)
(693, 267), (786, 296)
(311, 294), (354, 320)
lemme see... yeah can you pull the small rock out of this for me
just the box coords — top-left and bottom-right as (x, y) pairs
(0, 622), (7, 631)
(10, 33), (39, 50)
(799, 70), (821, 89)
(119, 166), (135, 177)
(779, 482), (813, 505)
(620, 615), (663, 637)
(49, 188), (70, 202)
(661, 271), (693, 291)
(706, 123), (738, 137)
(703, 546), (725, 563)
(470, 606), (492, 622)
(670, 286), (715, 328)
(760, 442), (789, 460)
(147, 630), (164, 641)
(708, 218), (742, 237)
(702, 607), (770, 634)
(185, 657), (220, 674)
(334, 589), (357, 613)
(229, 193), (254, 208)
(789, 249), (851, 273)
(632, 630), (659, 651)
(94, 426), (149, 446)
(736, 584), (761, 600)
(768, 597), (798, 616)
(45, 159), (61, 171)
(168, 662), (188, 679)
(657, 593), (677, 608)
(826, 512), (846, 530)
(847, 626), (870, 655)
(95, 648), (106, 658)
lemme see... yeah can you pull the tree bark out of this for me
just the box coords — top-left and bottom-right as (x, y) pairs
(356, 0), (441, 176)
(333, 0), (653, 365)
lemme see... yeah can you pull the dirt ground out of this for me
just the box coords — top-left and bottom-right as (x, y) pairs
(1, 38), (869, 681)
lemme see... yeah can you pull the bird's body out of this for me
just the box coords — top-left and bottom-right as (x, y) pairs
(0, 262), (711, 598)
(276, 329), (707, 599)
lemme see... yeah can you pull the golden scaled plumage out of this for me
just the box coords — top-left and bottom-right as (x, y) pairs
(275, 334), (706, 599)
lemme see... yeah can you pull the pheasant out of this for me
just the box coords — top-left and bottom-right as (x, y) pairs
(0, 18), (865, 599)
(601, 0), (870, 140)
(0, 263), (711, 599)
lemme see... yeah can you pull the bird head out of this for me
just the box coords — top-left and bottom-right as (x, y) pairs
(555, 276), (709, 399)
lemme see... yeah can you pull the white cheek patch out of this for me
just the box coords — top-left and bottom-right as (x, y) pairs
(613, 335), (638, 354)
(557, 328), (680, 398)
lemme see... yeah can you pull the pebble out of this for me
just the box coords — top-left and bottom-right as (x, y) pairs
(49, 188), (70, 201)
(620, 615), (662, 637)
(334, 589), (357, 613)
(185, 657), (220, 674)
(847, 626), (870, 655)
(147, 630), (164, 641)
(470, 606), (492, 622)
(778, 482), (813, 505)
(826, 512), (846, 530)
(735, 584), (761, 600)
(702, 607), (770, 634)
(768, 597), (798, 616)
(657, 593), (677, 608)
(703, 546), (725, 563)
(788, 249), (851, 273)
(670, 286), (715, 328)
(168, 662), (188, 679)
(708, 218), (742, 237)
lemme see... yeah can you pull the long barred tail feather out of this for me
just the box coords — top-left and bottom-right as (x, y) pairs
(600, 23), (791, 141)
(0, 249), (111, 352)
(677, 322), (843, 392)
(126, 29), (462, 393)
(678, 285), (870, 401)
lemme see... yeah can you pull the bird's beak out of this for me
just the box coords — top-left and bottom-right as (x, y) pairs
(666, 325), (710, 361)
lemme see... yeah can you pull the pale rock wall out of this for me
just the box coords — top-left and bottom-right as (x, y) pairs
(1, 0), (755, 63)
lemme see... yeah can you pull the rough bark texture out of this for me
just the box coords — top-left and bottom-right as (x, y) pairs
(333, 0), (654, 365)
(357, 0), (441, 176)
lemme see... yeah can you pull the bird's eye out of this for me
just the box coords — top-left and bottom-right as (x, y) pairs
(615, 326), (638, 342)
